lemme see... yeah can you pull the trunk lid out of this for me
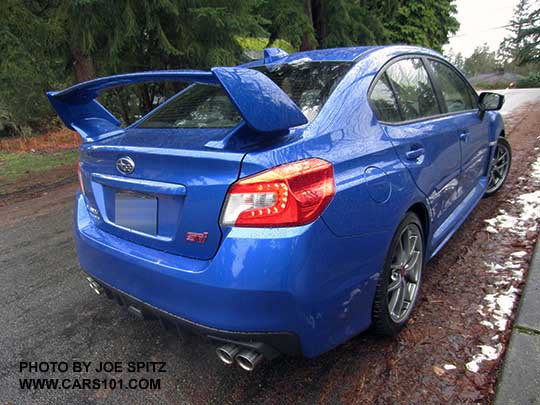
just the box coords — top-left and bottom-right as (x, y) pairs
(79, 128), (244, 260)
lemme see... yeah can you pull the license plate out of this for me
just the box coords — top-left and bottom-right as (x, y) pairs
(115, 191), (157, 235)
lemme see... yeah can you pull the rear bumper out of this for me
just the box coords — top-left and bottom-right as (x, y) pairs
(88, 274), (300, 357)
(75, 193), (387, 357)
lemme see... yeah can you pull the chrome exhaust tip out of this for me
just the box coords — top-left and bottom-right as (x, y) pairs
(86, 277), (103, 295)
(235, 349), (264, 371)
(216, 343), (240, 365)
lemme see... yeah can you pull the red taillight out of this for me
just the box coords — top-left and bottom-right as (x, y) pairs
(77, 160), (85, 195)
(220, 158), (335, 227)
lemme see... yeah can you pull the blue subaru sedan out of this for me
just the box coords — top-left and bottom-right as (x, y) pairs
(48, 45), (511, 371)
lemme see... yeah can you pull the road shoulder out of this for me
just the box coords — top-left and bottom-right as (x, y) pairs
(495, 237), (540, 404)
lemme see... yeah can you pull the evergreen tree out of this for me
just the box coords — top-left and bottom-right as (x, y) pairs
(463, 44), (501, 76)
(385, 0), (459, 52)
(499, 0), (540, 66)
(0, 0), (461, 135)
(0, 0), (67, 135)
(446, 50), (465, 71)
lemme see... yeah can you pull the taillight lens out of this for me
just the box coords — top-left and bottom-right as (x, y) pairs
(77, 160), (85, 195)
(220, 158), (335, 227)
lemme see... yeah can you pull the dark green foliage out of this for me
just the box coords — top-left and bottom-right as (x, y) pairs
(317, 0), (391, 48)
(0, 0), (461, 136)
(0, 0), (67, 135)
(95, 0), (265, 123)
(384, 0), (459, 52)
(499, 0), (540, 66)
(256, 0), (315, 49)
(462, 44), (502, 77)
(447, 51), (465, 71)
(517, 73), (540, 88)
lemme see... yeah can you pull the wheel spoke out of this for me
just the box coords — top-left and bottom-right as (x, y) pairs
(390, 279), (406, 316)
(496, 153), (507, 164)
(403, 228), (411, 257)
(495, 160), (507, 171)
(396, 237), (405, 264)
(388, 275), (402, 292)
(405, 251), (420, 274)
(408, 234), (418, 255)
(405, 282), (416, 301)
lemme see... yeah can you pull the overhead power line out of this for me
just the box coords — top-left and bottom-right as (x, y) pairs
(449, 24), (512, 39)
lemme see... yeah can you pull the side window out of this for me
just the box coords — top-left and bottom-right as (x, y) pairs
(385, 58), (440, 121)
(429, 60), (474, 113)
(369, 73), (401, 122)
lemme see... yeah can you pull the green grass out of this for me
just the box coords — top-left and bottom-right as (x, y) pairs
(236, 37), (296, 54)
(0, 149), (78, 184)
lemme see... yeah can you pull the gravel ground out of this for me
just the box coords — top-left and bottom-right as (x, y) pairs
(1, 90), (539, 404)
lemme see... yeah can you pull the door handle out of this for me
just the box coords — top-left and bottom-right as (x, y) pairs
(405, 147), (425, 161)
(459, 132), (470, 142)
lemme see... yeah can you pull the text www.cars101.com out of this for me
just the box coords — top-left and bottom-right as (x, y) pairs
(19, 377), (161, 390)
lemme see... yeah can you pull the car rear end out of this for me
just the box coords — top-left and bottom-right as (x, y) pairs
(53, 58), (371, 365)
(75, 136), (340, 359)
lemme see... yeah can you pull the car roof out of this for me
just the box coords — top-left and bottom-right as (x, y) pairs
(240, 45), (444, 68)
(272, 46), (379, 62)
(240, 45), (443, 67)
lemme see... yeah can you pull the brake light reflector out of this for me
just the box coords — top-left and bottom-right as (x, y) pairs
(77, 160), (85, 195)
(220, 158), (335, 227)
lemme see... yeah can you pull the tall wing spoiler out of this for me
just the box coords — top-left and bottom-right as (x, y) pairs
(47, 67), (308, 142)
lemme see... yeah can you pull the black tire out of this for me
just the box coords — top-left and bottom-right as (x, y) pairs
(372, 212), (424, 336)
(484, 137), (512, 198)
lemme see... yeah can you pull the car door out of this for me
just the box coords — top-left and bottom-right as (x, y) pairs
(426, 59), (491, 200)
(372, 57), (462, 228)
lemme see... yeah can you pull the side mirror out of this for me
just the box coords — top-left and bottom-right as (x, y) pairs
(478, 92), (505, 111)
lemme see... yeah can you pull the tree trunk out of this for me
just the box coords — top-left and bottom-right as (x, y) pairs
(266, 31), (278, 48)
(311, 0), (325, 47)
(300, 0), (316, 51)
(113, 89), (131, 125)
(139, 86), (154, 113)
(71, 47), (96, 83)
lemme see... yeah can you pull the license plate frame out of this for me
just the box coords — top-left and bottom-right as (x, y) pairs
(114, 190), (158, 235)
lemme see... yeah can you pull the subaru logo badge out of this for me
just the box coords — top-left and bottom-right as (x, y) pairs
(116, 156), (135, 175)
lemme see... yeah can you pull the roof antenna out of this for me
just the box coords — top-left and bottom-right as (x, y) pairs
(264, 48), (289, 64)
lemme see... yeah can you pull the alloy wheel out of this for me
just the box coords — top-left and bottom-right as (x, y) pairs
(387, 223), (423, 323)
(486, 142), (511, 194)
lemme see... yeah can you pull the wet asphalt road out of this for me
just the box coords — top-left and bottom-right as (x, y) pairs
(1, 89), (539, 404)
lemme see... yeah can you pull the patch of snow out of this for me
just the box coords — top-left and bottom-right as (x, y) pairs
(481, 320), (494, 329)
(484, 214), (519, 231)
(503, 261), (521, 269)
(466, 345), (501, 373)
(511, 251), (527, 258)
(531, 159), (540, 178)
(471, 157), (540, 374)
(443, 364), (457, 370)
(485, 262), (505, 274)
(518, 191), (540, 222)
(486, 226), (498, 234)
(484, 285), (519, 331)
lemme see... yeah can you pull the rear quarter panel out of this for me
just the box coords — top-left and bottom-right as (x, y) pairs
(239, 49), (430, 288)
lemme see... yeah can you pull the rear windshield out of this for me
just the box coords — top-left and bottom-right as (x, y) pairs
(137, 61), (352, 129)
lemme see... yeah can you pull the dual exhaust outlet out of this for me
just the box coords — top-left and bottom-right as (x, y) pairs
(86, 277), (104, 295)
(216, 343), (264, 371)
(87, 277), (266, 371)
